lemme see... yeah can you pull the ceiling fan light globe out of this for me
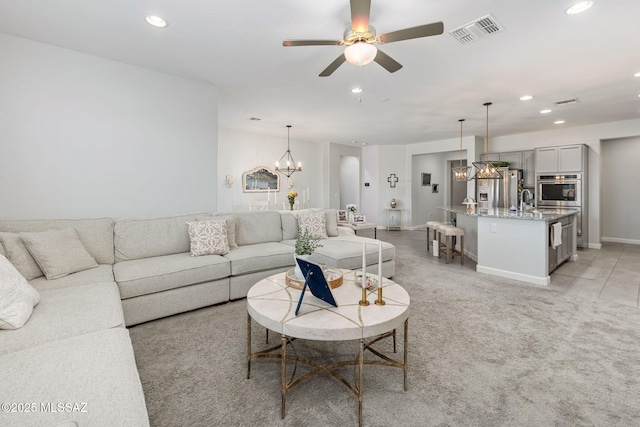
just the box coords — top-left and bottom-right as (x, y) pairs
(344, 42), (377, 66)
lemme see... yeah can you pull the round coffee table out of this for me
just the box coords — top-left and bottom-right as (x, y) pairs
(246, 269), (410, 426)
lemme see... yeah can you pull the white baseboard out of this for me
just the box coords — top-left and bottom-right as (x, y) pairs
(587, 243), (602, 250)
(601, 237), (640, 245)
(476, 265), (550, 286)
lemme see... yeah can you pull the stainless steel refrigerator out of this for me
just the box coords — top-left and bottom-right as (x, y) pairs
(476, 169), (523, 210)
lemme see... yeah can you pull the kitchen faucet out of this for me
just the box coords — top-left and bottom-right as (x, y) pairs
(520, 189), (533, 211)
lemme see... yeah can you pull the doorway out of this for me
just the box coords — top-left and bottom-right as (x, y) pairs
(340, 156), (360, 210)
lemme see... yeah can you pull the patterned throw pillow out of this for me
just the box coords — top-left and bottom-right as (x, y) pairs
(0, 254), (40, 330)
(186, 220), (230, 256)
(297, 212), (328, 240)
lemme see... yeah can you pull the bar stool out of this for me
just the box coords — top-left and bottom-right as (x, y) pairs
(425, 221), (444, 253)
(438, 226), (465, 265)
(434, 223), (455, 257)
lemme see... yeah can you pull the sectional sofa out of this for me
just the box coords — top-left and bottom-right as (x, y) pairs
(0, 209), (395, 426)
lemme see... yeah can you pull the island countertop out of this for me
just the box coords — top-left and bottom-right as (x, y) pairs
(439, 205), (577, 221)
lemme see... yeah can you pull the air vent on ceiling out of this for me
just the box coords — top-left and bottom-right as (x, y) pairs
(553, 98), (580, 106)
(449, 14), (504, 45)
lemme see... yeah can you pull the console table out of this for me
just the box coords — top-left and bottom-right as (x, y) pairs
(246, 270), (410, 426)
(385, 209), (402, 231)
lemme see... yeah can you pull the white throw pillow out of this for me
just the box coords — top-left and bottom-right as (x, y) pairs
(186, 220), (230, 256)
(20, 227), (98, 280)
(0, 254), (40, 330)
(297, 212), (328, 239)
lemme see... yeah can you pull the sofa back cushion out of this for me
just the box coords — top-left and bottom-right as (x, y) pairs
(280, 209), (339, 241)
(216, 211), (282, 246)
(0, 218), (114, 265)
(114, 213), (214, 262)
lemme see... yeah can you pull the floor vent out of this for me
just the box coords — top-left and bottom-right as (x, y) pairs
(449, 14), (505, 45)
(553, 98), (580, 106)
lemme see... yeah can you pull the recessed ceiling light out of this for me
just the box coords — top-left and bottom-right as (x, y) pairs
(145, 15), (168, 28)
(351, 87), (363, 94)
(566, 1), (594, 15)
(554, 120), (566, 124)
(520, 95), (534, 101)
(634, 72), (640, 77)
(540, 109), (552, 114)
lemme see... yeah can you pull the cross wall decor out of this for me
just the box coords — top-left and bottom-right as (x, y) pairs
(387, 174), (398, 188)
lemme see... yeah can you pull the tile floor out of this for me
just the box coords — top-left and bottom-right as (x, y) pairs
(359, 229), (640, 309)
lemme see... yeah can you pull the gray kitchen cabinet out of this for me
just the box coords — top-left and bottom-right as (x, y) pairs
(499, 151), (523, 169)
(480, 153), (500, 162)
(523, 150), (535, 187)
(558, 145), (583, 172)
(535, 144), (585, 173)
(535, 147), (558, 173)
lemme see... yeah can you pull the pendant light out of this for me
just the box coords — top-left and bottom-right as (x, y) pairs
(451, 119), (471, 181)
(472, 102), (504, 180)
(275, 125), (302, 177)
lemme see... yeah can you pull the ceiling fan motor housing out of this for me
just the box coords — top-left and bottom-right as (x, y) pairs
(343, 25), (377, 45)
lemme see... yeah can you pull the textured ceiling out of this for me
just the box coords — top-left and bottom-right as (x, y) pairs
(1, 0), (639, 146)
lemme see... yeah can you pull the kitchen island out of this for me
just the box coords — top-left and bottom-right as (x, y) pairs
(439, 206), (578, 286)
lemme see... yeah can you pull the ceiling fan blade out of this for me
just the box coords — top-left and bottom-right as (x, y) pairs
(379, 21), (444, 43)
(283, 40), (342, 47)
(350, 0), (371, 33)
(373, 49), (402, 73)
(319, 54), (347, 77)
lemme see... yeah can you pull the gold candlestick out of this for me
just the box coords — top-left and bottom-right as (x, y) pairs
(359, 286), (370, 306)
(375, 285), (385, 306)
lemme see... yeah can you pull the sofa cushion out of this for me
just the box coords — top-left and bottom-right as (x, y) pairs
(297, 212), (328, 239)
(0, 281), (124, 355)
(20, 227), (98, 280)
(28, 264), (114, 292)
(0, 328), (150, 427)
(281, 236), (395, 270)
(114, 252), (230, 299)
(224, 242), (294, 275)
(114, 213), (215, 262)
(0, 217), (115, 264)
(280, 209), (339, 240)
(214, 215), (238, 250)
(0, 232), (43, 280)
(187, 220), (230, 256)
(217, 211), (283, 246)
(0, 255), (40, 330)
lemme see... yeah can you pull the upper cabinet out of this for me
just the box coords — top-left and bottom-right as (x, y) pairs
(535, 144), (586, 173)
(480, 150), (535, 186)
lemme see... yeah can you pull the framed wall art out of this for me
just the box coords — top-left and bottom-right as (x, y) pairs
(242, 166), (280, 192)
(337, 209), (348, 223)
(421, 173), (431, 186)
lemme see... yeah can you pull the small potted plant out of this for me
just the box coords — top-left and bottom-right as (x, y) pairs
(294, 227), (323, 279)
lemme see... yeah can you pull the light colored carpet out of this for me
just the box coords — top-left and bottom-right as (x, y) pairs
(129, 236), (640, 426)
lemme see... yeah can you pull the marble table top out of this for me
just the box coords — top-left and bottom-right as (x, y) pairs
(247, 269), (410, 341)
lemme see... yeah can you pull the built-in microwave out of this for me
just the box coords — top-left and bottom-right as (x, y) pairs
(536, 174), (581, 207)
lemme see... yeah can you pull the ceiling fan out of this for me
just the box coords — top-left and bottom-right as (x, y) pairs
(283, 0), (444, 77)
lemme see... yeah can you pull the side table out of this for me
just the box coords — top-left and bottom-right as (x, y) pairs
(246, 270), (410, 426)
(385, 209), (402, 231)
(339, 222), (377, 238)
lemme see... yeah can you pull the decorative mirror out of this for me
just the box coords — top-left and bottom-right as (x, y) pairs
(242, 166), (280, 192)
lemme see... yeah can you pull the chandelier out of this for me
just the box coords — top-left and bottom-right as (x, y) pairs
(451, 119), (472, 181)
(275, 125), (301, 177)
(472, 102), (504, 180)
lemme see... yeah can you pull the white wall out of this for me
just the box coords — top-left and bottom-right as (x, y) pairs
(0, 34), (218, 219)
(411, 153), (447, 224)
(601, 136), (640, 243)
(328, 143), (362, 210)
(362, 146), (380, 225)
(339, 156), (360, 209)
(217, 128), (326, 212)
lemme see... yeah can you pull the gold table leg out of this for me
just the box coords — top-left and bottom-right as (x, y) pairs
(358, 338), (364, 427)
(246, 313), (251, 379)
(404, 319), (409, 391)
(281, 334), (287, 419)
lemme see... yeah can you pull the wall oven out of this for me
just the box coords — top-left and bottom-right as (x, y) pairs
(536, 174), (581, 207)
(537, 174), (583, 239)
